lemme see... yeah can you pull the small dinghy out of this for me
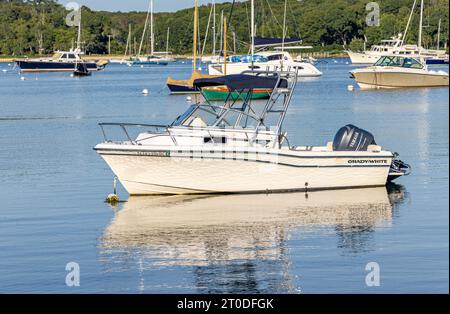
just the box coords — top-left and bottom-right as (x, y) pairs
(73, 62), (91, 77)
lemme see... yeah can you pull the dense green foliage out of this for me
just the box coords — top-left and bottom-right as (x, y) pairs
(0, 0), (448, 56)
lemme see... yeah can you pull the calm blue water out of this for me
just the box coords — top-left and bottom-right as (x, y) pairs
(0, 60), (448, 293)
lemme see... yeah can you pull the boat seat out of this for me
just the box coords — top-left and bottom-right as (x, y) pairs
(190, 117), (207, 128)
(368, 144), (382, 152)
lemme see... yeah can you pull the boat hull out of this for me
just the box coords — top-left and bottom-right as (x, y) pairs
(352, 70), (449, 89)
(167, 83), (199, 94)
(426, 58), (449, 65)
(129, 61), (168, 66)
(15, 60), (104, 72)
(208, 62), (322, 77)
(95, 146), (393, 195)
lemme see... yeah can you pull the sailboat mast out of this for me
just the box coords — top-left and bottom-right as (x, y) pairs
(281, 0), (287, 52)
(213, 0), (216, 56)
(166, 27), (170, 55)
(437, 18), (441, 50)
(224, 16), (227, 75)
(202, 3), (214, 57)
(193, 0), (198, 71)
(124, 24), (131, 58)
(219, 10), (224, 55)
(76, 6), (82, 50)
(150, 0), (154, 55)
(418, 0), (424, 51)
(138, 0), (152, 57)
(251, 0), (255, 57)
(402, 0), (417, 45)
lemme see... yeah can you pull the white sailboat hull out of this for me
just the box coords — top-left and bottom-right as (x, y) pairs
(96, 145), (392, 195)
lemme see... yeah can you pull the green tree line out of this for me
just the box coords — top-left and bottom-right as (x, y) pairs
(0, 0), (448, 57)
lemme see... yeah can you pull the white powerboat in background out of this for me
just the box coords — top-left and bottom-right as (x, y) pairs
(347, 36), (448, 66)
(350, 55), (449, 89)
(347, 0), (449, 65)
(95, 71), (410, 195)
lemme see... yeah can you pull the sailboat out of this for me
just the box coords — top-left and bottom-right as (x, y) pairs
(208, 0), (322, 77)
(15, 7), (108, 72)
(128, 0), (168, 67)
(109, 24), (133, 64)
(166, 0), (215, 94)
(201, 16), (272, 101)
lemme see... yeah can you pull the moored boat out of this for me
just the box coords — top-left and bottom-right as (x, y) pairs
(95, 71), (411, 195)
(15, 49), (107, 73)
(202, 85), (271, 101)
(347, 0), (449, 65)
(350, 55), (449, 89)
(15, 7), (107, 73)
(73, 62), (91, 76)
(166, 0), (216, 94)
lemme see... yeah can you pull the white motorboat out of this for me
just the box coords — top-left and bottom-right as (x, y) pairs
(350, 55), (449, 89)
(347, 0), (449, 65)
(208, 51), (322, 77)
(94, 71), (410, 195)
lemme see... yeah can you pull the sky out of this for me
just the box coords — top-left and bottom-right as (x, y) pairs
(58, 1), (242, 13)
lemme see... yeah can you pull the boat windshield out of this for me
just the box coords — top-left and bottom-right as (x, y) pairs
(227, 55), (268, 63)
(171, 104), (260, 128)
(172, 105), (224, 127)
(374, 56), (423, 69)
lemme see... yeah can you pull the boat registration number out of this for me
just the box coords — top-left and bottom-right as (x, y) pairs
(136, 151), (170, 157)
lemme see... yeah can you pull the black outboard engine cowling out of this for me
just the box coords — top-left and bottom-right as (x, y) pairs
(333, 124), (376, 151)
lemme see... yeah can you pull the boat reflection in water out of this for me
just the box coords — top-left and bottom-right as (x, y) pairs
(100, 185), (407, 293)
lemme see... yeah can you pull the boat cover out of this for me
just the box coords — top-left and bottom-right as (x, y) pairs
(193, 74), (288, 91)
(254, 36), (302, 48)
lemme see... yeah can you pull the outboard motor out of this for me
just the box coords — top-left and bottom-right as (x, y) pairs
(333, 124), (376, 151)
(333, 125), (412, 181)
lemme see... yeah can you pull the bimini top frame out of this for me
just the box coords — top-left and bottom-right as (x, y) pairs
(99, 71), (298, 149)
(193, 71), (298, 147)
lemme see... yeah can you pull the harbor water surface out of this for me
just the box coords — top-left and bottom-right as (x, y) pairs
(0, 60), (448, 293)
